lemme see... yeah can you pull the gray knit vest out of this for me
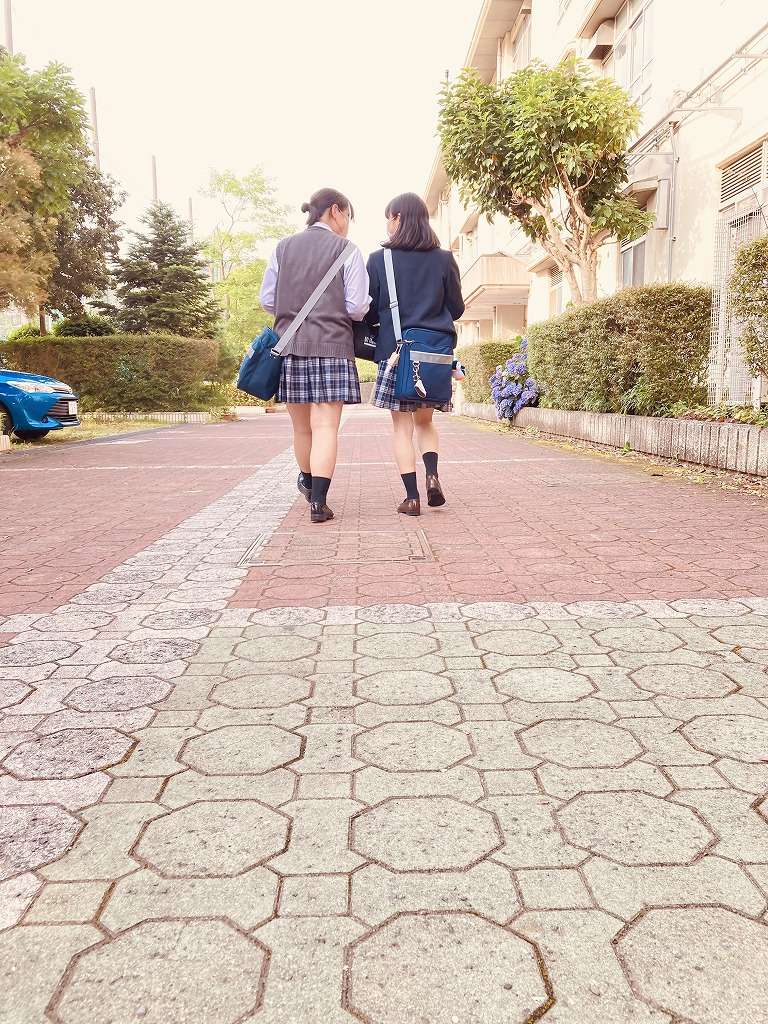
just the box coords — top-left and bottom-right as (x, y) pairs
(274, 226), (354, 359)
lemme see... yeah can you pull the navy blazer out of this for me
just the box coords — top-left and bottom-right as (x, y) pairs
(365, 247), (465, 362)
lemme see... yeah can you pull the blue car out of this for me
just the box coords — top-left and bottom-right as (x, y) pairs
(0, 368), (80, 440)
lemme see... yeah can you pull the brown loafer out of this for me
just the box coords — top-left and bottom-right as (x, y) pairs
(426, 475), (446, 507)
(397, 497), (421, 516)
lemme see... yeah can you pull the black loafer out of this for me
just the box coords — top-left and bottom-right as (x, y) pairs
(297, 474), (311, 501)
(310, 502), (334, 523)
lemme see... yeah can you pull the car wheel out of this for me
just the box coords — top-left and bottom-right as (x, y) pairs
(14, 428), (51, 440)
(0, 403), (13, 436)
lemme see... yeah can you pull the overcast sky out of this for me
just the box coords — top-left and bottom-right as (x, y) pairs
(10, 0), (483, 258)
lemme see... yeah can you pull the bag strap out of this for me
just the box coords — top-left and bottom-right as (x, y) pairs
(272, 240), (355, 355)
(382, 248), (402, 343)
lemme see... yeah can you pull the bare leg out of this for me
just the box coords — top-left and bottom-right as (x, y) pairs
(287, 403), (312, 473)
(413, 407), (439, 457)
(391, 411), (416, 474)
(308, 402), (344, 478)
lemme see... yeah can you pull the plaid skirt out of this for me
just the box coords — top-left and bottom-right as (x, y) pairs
(371, 359), (453, 413)
(277, 356), (361, 404)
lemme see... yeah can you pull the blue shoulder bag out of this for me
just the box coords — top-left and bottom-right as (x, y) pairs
(384, 248), (455, 404)
(237, 240), (355, 400)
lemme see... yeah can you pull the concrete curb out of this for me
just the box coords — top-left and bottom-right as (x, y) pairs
(455, 403), (768, 478)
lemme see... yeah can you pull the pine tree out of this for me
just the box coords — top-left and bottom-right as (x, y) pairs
(113, 201), (220, 337)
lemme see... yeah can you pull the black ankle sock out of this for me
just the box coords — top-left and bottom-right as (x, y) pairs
(401, 472), (419, 500)
(311, 476), (331, 504)
(423, 451), (439, 478)
(298, 470), (312, 490)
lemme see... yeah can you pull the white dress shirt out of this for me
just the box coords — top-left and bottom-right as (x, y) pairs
(260, 222), (370, 320)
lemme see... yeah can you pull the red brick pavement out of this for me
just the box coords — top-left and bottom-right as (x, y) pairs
(232, 409), (768, 608)
(0, 421), (289, 616)
(3, 411), (766, 618)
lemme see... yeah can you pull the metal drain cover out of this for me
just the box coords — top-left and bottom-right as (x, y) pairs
(239, 530), (435, 567)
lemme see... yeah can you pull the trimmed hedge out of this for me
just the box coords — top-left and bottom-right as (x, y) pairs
(455, 338), (527, 403)
(1, 334), (218, 412)
(527, 283), (712, 415)
(52, 314), (116, 337)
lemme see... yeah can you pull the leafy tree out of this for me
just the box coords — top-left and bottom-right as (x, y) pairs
(44, 152), (125, 318)
(201, 166), (291, 282)
(0, 141), (54, 313)
(729, 234), (768, 381)
(0, 54), (89, 315)
(214, 259), (272, 380)
(438, 58), (653, 305)
(112, 201), (221, 338)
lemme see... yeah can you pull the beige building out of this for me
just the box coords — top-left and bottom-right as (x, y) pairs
(425, 0), (768, 404)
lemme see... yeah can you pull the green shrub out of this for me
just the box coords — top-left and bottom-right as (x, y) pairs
(1, 335), (218, 411)
(355, 358), (378, 383)
(729, 234), (768, 379)
(455, 337), (527, 403)
(52, 314), (116, 337)
(7, 323), (40, 341)
(205, 380), (274, 408)
(528, 283), (712, 415)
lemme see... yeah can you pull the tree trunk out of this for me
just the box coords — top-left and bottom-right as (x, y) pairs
(38, 309), (47, 336)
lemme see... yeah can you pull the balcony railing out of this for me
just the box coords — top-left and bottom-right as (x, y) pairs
(461, 254), (529, 296)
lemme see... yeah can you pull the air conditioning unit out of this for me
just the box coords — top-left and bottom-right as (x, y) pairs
(587, 20), (614, 60)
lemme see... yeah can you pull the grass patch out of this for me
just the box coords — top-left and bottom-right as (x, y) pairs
(8, 417), (182, 450)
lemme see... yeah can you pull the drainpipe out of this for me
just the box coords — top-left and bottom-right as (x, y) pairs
(666, 127), (679, 283)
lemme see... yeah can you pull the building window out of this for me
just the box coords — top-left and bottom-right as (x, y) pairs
(621, 235), (645, 287)
(604, 0), (654, 108)
(549, 268), (564, 316)
(511, 14), (531, 71)
(720, 141), (767, 206)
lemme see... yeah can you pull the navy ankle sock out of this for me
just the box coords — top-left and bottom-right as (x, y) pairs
(311, 476), (331, 504)
(423, 451), (439, 478)
(299, 470), (313, 489)
(401, 472), (419, 500)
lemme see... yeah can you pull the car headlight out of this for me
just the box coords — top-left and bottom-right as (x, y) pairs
(8, 381), (57, 394)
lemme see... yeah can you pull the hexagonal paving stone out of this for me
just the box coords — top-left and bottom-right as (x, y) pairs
(135, 800), (288, 876)
(592, 627), (682, 653)
(355, 670), (454, 705)
(234, 635), (318, 662)
(354, 722), (471, 771)
(211, 674), (310, 708)
(109, 638), (199, 664)
(682, 715), (768, 763)
(495, 668), (594, 702)
(348, 913), (549, 1023)
(711, 623), (768, 648)
(0, 640), (79, 666)
(474, 630), (560, 656)
(141, 609), (218, 629)
(54, 920), (265, 1024)
(1, 728), (134, 779)
(352, 796), (501, 871)
(520, 720), (642, 768)
(64, 676), (172, 712)
(631, 665), (736, 699)
(0, 680), (31, 709)
(181, 725), (302, 775)
(616, 908), (768, 1024)
(355, 633), (438, 658)
(558, 792), (714, 865)
(0, 805), (82, 880)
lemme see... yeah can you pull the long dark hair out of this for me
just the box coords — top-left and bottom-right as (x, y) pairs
(301, 188), (354, 226)
(383, 192), (440, 251)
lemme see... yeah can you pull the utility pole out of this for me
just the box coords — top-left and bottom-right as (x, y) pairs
(151, 156), (158, 201)
(89, 88), (100, 170)
(4, 0), (13, 54)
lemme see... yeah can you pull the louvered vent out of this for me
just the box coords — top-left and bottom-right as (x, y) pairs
(720, 145), (764, 204)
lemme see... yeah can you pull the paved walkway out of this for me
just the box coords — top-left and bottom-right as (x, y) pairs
(1, 408), (767, 1024)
